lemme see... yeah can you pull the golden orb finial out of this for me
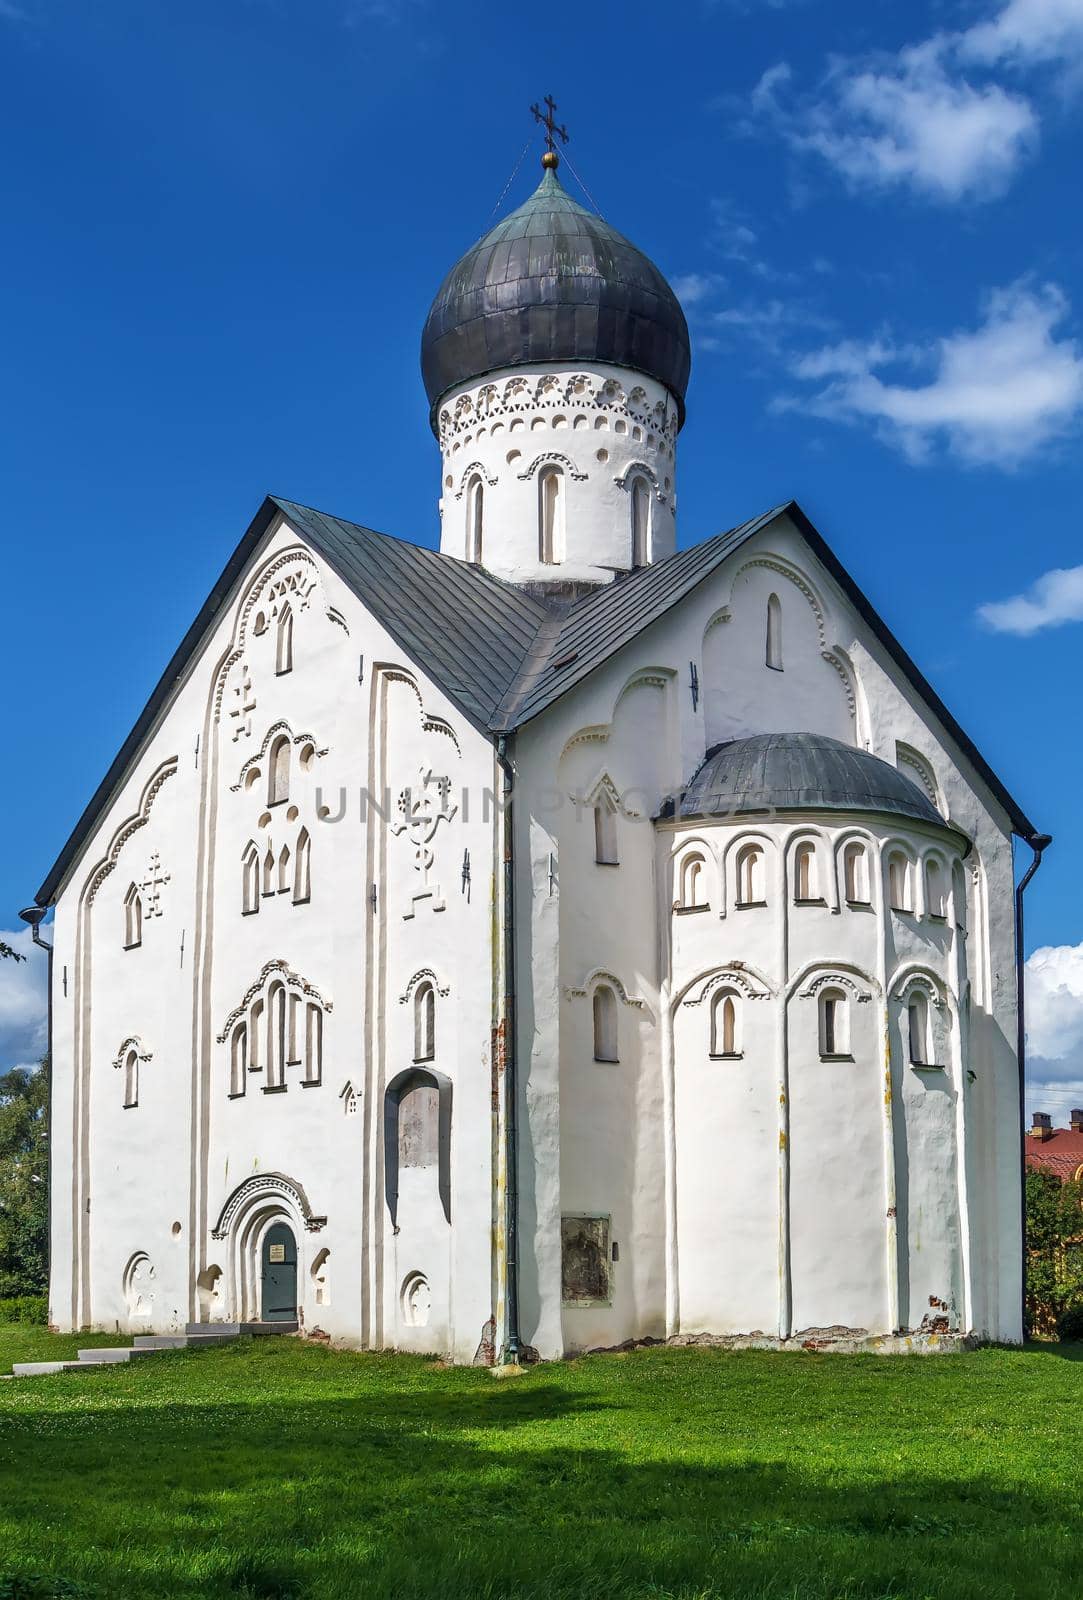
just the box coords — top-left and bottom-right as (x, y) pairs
(541, 150), (559, 171)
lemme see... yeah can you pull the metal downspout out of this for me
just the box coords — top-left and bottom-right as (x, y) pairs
(1014, 831), (1051, 1339)
(496, 734), (521, 1364)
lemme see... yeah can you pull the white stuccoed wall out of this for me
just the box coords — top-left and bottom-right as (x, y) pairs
(512, 510), (1020, 1357)
(435, 364), (679, 585)
(48, 513), (499, 1363)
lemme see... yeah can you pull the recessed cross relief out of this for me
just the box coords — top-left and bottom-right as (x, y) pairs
(391, 765), (457, 918)
(229, 667), (256, 742)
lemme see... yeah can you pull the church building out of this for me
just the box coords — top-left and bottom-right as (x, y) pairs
(31, 131), (1042, 1359)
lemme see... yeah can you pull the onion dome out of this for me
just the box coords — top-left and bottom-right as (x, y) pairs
(421, 162), (691, 432)
(664, 732), (949, 830)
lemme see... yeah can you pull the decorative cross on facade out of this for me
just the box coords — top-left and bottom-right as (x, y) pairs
(140, 852), (171, 918)
(229, 667), (256, 741)
(392, 766), (458, 918)
(531, 94), (569, 156)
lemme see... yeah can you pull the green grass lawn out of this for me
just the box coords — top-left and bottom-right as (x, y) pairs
(1, 1324), (1080, 1600)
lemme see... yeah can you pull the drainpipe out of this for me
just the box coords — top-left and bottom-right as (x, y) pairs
(19, 903), (53, 1314)
(495, 734), (521, 1364)
(1014, 831), (1051, 1340)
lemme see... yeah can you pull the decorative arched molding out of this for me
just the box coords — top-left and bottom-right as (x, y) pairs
(437, 371), (679, 449)
(574, 770), (642, 820)
(821, 648), (858, 725)
(730, 553), (830, 649)
(384, 1067), (452, 1227)
(896, 741), (945, 816)
(669, 832), (722, 865)
(452, 462), (498, 497)
(212, 544), (322, 722)
(789, 960), (880, 1003)
(374, 665), (461, 755)
(890, 965), (949, 1009)
(212, 1172), (326, 1240)
(702, 604), (733, 640)
(517, 450), (588, 483)
(612, 460), (666, 501)
(558, 667), (675, 763)
(112, 1035), (152, 1070)
(231, 722), (327, 792)
(216, 960), (332, 1043)
(325, 606), (350, 635)
(83, 757), (179, 908)
(397, 968), (450, 1005)
(564, 968), (654, 1021)
(680, 963), (774, 1008)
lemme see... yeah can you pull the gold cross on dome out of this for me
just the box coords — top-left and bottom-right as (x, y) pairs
(531, 95), (569, 156)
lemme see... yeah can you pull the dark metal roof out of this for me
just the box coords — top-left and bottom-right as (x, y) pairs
(35, 494), (1037, 906)
(662, 732), (950, 830)
(420, 167), (691, 431)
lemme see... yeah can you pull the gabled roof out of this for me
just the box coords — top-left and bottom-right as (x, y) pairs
(35, 493), (1037, 905)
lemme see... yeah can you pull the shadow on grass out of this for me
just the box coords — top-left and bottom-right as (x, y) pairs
(1, 1365), (1080, 1600)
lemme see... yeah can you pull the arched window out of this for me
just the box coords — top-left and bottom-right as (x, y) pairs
(736, 843), (766, 906)
(266, 982), (286, 1090)
(275, 604), (293, 675)
(887, 851), (912, 912)
(819, 988), (850, 1058)
(230, 1024), (247, 1096)
(594, 794), (619, 865)
(710, 991), (740, 1058)
(593, 984), (619, 1063)
(277, 843), (291, 895)
(123, 1047), (139, 1108)
(414, 981), (435, 1063)
(305, 1003), (323, 1085)
(262, 846), (275, 898)
(908, 991), (931, 1065)
(925, 857), (947, 919)
(249, 996), (264, 1076)
(466, 476), (484, 563)
(293, 827), (311, 904)
(539, 467), (564, 564)
(766, 592), (783, 671)
(631, 476), (650, 567)
(679, 852), (708, 909)
(794, 842), (819, 902)
(124, 883), (142, 949)
(268, 735), (290, 805)
(843, 841), (870, 905)
(242, 843), (260, 914)
(398, 1078), (440, 1168)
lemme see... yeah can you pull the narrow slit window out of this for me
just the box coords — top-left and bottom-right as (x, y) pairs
(124, 883), (142, 949)
(249, 997), (264, 1075)
(594, 796), (619, 865)
(925, 857), (947, 919)
(820, 988), (850, 1058)
(123, 1048), (139, 1108)
(794, 842), (818, 902)
(844, 841), (870, 904)
(593, 984), (619, 1063)
(888, 851), (911, 912)
(766, 592), (783, 671)
(293, 827), (311, 904)
(277, 843), (291, 894)
(267, 983), (286, 1089)
(268, 735), (290, 805)
(262, 847), (275, 898)
(242, 844), (260, 914)
(305, 1003), (322, 1085)
(414, 982), (435, 1062)
(736, 844), (766, 906)
(631, 476), (650, 567)
(711, 991), (740, 1057)
(679, 852), (708, 908)
(539, 468), (564, 564)
(275, 604), (293, 675)
(466, 476), (484, 563)
(908, 992), (931, 1065)
(230, 1024), (247, 1096)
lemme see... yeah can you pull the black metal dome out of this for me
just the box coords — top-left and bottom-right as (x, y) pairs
(421, 164), (691, 433)
(664, 733), (950, 830)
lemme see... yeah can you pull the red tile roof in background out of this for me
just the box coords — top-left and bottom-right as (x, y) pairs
(1025, 1127), (1083, 1182)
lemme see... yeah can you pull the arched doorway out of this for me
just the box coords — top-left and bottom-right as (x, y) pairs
(260, 1222), (298, 1323)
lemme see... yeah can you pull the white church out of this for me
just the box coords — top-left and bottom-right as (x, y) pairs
(31, 135), (1042, 1360)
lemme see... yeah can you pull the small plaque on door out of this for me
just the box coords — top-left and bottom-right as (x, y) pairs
(268, 1244), (285, 1263)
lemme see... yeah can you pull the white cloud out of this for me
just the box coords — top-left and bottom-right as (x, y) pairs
(962, 0), (1083, 67)
(671, 272), (728, 306)
(786, 281), (1083, 464)
(0, 927), (48, 1070)
(1027, 943), (1083, 1064)
(978, 563), (1083, 633)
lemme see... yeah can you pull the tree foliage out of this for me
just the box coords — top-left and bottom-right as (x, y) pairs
(0, 1061), (48, 1299)
(1025, 1165), (1083, 1339)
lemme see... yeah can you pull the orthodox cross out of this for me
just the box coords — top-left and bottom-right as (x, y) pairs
(229, 667), (256, 741)
(531, 95), (569, 157)
(392, 767), (458, 917)
(140, 852), (171, 918)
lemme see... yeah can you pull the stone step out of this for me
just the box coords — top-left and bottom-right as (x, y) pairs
(133, 1334), (190, 1349)
(12, 1361), (83, 1376)
(77, 1347), (136, 1364)
(184, 1320), (297, 1337)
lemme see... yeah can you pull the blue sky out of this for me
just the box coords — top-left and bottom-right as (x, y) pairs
(1, 0), (1081, 1112)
